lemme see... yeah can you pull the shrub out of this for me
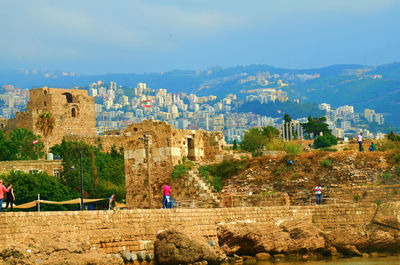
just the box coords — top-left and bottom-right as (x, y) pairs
(379, 139), (400, 151)
(319, 147), (337, 152)
(201, 159), (249, 192)
(392, 153), (400, 164)
(381, 172), (392, 182)
(209, 159), (248, 179)
(264, 139), (302, 154)
(314, 134), (338, 149)
(171, 159), (193, 180)
(353, 195), (360, 203)
(198, 165), (211, 180)
(374, 199), (381, 206)
(396, 165), (400, 176)
(387, 131), (400, 141)
(321, 158), (332, 167)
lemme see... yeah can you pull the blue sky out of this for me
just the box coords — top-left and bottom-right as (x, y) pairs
(0, 0), (399, 74)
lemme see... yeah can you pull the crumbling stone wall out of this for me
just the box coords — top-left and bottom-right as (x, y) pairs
(123, 120), (225, 208)
(0, 160), (62, 176)
(8, 87), (96, 147)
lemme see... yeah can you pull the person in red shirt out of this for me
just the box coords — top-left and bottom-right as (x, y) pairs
(0, 180), (11, 212)
(162, 184), (171, 209)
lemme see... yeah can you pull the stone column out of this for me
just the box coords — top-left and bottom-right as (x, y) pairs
(297, 122), (300, 140)
(288, 122), (292, 141)
(285, 122), (289, 141)
(300, 126), (303, 140)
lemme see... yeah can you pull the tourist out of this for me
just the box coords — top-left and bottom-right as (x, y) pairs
(0, 180), (11, 212)
(369, 142), (376, 152)
(162, 183), (171, 209)
(357, 132), (363, 151)
(315, 184), (322, 205)
(5, 182), (15, 211)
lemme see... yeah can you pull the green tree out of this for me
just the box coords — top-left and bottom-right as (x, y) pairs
(2, 171), (75, 211)
(36, 112), (55, 156)
(232, 139), (238, 150)
(302, 116), (331, 137)
(8, 128), (44, 160)
(240, 128), (268, 156)
(284, 113), (292, 123)
(51, 140), (125, 202)
(262, 126), (280, 142)
(0, 130), (11, 161)
(314, 134), (338, 148)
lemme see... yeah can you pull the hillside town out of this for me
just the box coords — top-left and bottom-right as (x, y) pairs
(0, 81), (387, 142)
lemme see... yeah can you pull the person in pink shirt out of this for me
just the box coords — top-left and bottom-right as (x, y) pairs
(162, 184), (171, 209)
(0, 180), (11, 212)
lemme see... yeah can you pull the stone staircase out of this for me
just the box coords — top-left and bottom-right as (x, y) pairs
(185, 168), (221, 207)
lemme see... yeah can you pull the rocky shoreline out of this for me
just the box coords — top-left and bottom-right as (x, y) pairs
(1, 202), (399, 265)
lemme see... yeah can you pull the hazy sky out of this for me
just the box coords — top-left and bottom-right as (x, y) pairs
(0, 0), (399, 74)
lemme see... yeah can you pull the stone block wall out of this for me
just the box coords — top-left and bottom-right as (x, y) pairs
(0, 203), (377, 254)
(223, 192), (290, 207)
(326, 185), (400, 204)
(0, 160), (62, 176)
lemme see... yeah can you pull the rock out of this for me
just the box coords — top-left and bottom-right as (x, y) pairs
(337, 245), (362, 256)
(121, 251), (132, 262)
(322, 227), (368, 253)
(217, 222), (292, 256)
(255, 252), (271, 260)
(137, 251), (147, 261)
(154, 229), (223, 265)
(328, 246), (338, 256)
(274, 254), (285, 259)
(279, 219), (326, 253)
(242, 256), (256, 264)
(131, 253), (137, 261)
(0, 248), (24, 260)
(146, 253), (154, 261)
(373, 202), (400, 230)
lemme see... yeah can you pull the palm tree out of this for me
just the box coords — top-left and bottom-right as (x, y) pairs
(36, 112), (55, 156)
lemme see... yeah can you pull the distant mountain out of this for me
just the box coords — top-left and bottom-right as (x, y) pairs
(1, 62), (400, 126)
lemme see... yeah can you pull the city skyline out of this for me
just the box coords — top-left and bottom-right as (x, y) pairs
(1, 0), (399, 74)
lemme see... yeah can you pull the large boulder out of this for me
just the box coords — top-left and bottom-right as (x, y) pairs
(279, 220), (326, 253)
(154, 230), (223, 265)
(373, 201), (400, 230)
(217, 222), (292, 255)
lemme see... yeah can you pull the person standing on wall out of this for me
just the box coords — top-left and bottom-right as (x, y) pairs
(315, 184), (322, 205)
(0, 180), (11, 212)
(357, 132), (363, 151)
(162, 183), (171, 209)
(4, 182), (15, 211)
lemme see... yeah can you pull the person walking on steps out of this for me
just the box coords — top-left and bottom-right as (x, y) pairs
(357, 132), (363, 151)
(315, 184), (322, 205)
(5, 182), (15, 211)
(0, 180), (11, 212)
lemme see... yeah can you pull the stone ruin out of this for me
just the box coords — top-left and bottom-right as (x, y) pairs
(7, 86), (96, 147)
(123, 120), (225, 208)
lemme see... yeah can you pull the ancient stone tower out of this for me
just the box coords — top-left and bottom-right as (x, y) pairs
(11, 87), (96, 147)
(123, 120), (225, 208)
